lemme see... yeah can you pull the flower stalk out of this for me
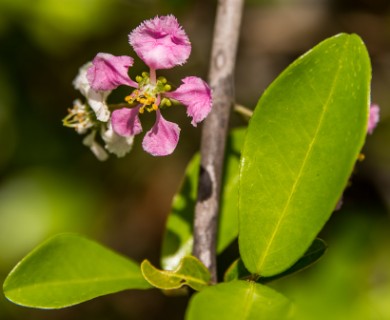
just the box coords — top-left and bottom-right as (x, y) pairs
(193, 0), (245, 283)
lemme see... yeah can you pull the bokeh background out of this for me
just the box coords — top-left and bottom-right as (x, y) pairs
(0, 0), (389, 319)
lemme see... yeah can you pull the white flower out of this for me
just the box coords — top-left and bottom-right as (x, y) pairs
(101, 123), (134, 158)
(63, 99), (94, 134)
(82, 130), (109, 161)
(65, 61), (136, 161)
(73, 62), (111, 122)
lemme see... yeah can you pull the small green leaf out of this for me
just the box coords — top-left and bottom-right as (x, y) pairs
(3, 233), (150, 309)
(141, 256), (210, 291)
(261, 238), (327, 283)
(161, 128), (245, 270)
(185, 280), (293, 320)
(239, 33), (371, 276)
(224, 239), (327, 283)
(223, 259), (251, 283)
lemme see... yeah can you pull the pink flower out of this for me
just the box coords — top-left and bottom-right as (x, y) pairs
(87, 15), (212, 156)
(367, 103), (380, 134)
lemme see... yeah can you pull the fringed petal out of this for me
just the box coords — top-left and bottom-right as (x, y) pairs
(129, 15), (191, 70)
(111, 107), (143, 137)
(87, 53), (137, 91)
(166, 76), (212, 126)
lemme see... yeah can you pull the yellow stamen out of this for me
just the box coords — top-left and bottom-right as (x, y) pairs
(146, 97), (155, 104)
(152, 104), (158, 110)
(158, 77), (167, 84)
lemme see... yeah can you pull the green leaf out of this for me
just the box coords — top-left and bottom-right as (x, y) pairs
(223, 259), (251, 283)
(3, 233), (150, 309)
(261, 238), (327, 283)
(224, 239), (327, 283)
(185, 280), (293, 320)
(141, 256), (210, 291)
(161, 128), (245, 270)
(239, 33), (371, 276)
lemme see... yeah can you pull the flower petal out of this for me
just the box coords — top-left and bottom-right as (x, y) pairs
(87, 90), (111, 122)
(166, 76), (212, 126)
(73, 62), (111, 122)
(142, 110), (180, 156)
(87, 53), (137, 91)
(73, 62), (93, 97)
(83, 131), (109, 161)
(101, 124), (134, 157)
(111, 107), (143, 137)
(367, 103), (380, 134)
(129, 15), (191, 70)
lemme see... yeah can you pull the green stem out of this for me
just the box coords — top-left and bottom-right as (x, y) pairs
(234, 104), (253, 120)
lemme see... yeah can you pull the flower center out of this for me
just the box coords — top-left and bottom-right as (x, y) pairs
(63, 101), (95, 133)
(124, 72), (172, 114)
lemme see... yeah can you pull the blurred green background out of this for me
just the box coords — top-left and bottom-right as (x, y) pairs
(0, 0), (389, 319)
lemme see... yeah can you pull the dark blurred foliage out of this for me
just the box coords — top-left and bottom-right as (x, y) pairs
(0, 0), (389, 319)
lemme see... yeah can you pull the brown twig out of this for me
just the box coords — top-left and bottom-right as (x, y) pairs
(193, 0), (244, 283)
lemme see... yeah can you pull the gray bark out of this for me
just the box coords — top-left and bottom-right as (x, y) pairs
(193, 0), (245, 283)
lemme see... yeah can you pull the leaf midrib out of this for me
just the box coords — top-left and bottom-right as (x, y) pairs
(255, 38), (349, 273)
(157, 271), (209, 285)
(241, 282), (255, 319)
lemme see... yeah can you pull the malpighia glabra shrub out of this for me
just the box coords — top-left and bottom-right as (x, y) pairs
(63, 15), (212, 158)
(4, 11), (381, 318)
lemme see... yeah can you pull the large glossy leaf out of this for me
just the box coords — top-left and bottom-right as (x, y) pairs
(3, 233), (151, 309)
(239, 33), (371, 276)
(185, 280), (293, 320)
(141, 256), (210, 291)
(161, 128), (245, 270)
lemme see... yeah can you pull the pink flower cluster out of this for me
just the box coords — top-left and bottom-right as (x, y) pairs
(85, 15), (212, 157)
(64, 15), (212, 159)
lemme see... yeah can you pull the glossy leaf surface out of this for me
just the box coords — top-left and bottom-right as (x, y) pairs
(161, 128), (245, 270)
(239, 34), (370, 275)
(141, 256), (210, 291)
(186, 280), (293, 320)
(3, 233), (150, 309)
